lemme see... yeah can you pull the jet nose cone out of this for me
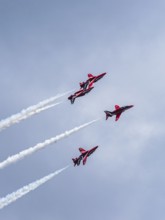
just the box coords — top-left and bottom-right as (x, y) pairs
(127, 105), (134, 108)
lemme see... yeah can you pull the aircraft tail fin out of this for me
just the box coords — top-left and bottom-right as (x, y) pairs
(80, 81), (88, 90)
(68, 95), (75, 104)
(72, 158), (77, 166)
(104, 111), (113, 120)
(79, 82), (84, 88)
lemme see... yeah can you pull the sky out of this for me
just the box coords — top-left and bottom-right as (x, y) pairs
(0, 0), (165, 219)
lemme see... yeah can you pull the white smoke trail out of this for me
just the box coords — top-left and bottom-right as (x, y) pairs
(0, 165), (69, 210)
(0, 118), (100, 169)
(0, 90), (72, 131)
(16, 101), (62, 120)
(3, 102), (62, 126)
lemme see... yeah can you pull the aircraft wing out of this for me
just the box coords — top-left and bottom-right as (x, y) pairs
(88, 81), (94, 88)
(79, 148), (86, 154)
(83, 154), (88, 165)
(115, 113), (121, 121)
(115, 105), (120, 110)
(88, 73), (94, 78)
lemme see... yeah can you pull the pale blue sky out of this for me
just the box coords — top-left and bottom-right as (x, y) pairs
(0, 1), (165, 220)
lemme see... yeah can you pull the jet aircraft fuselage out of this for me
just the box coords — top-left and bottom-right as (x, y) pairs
(104, 105), (134, 121)
(72, 146), (98, 166)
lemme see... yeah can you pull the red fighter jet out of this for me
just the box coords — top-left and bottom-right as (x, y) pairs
(72, 146), (98, 166)
(79, 72), (107, 90)
(68, 83), (94, 104)
(104, 105), (134, 121)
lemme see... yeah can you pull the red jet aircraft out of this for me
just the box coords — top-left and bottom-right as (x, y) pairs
(79, 72), (107, 90)
(72, 146), (98, 166)
(68, 85), (94, 104)
(104, 105), (134, 121)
